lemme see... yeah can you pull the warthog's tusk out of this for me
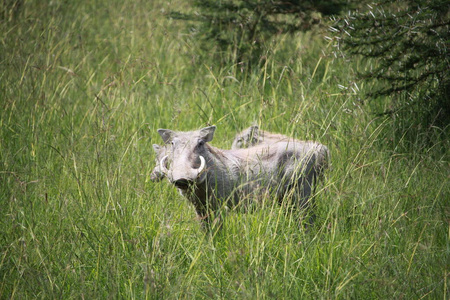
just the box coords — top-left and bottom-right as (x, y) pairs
(160, 155), (169, 174)
(197, 156), (206, 174)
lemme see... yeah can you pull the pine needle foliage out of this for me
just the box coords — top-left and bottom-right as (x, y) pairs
(332, 0), (449, 143)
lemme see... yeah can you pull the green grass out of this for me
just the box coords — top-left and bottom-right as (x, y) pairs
(1, 1), (449, 299)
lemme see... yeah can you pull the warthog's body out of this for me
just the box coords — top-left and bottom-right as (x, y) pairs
(232, 125), (330, 181)
(231, 125), (292, 149)
(158, 126), (328, 226)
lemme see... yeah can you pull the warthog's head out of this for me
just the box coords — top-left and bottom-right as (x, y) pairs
(157, 126), (216, 190)
(231, 125), (260, 149)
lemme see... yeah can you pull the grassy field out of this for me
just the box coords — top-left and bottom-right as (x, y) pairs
(1, 1), (448, 299)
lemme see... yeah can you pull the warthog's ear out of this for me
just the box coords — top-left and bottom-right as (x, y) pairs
(157, 129), (174, 144)
(152, 144), (161, 153)
(199, 126), (216, 142)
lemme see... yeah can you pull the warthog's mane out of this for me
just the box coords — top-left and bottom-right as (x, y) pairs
(219, 143), (281, 164)
(205, 143), (237, 165)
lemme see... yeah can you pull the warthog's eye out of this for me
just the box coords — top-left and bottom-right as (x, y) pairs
(197, 139), (205, 147)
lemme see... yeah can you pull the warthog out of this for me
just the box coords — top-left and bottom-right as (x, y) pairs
(157, 126), (328, 227)
(151, 125), (291, 182)
(231, 125), (291, 149)
(232, 125), (330, 181)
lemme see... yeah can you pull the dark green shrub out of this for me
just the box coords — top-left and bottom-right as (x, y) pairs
(171, 0), (346, 69)
(333, 0), (449, 146)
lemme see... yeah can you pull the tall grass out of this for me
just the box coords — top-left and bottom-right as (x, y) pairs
(1, 1), (448, 299)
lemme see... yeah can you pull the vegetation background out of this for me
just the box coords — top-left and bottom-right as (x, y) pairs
(1, 0), (448, 298)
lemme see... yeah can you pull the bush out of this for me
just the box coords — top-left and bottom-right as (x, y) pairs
(171, 0), (346, 70)
(332, 0), (450, 145)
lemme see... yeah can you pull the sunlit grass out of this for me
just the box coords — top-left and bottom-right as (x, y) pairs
(0, 1), (448, 299)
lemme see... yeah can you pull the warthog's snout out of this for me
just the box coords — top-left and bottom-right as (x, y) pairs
(160, 154), (206, 187)
(172, 178), (194, 190)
